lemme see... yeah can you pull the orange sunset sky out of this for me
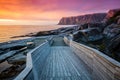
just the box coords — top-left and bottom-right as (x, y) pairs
(0, 0), (120, 25)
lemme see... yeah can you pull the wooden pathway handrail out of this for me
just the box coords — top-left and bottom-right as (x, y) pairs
(64, 36), (120, 80)
(14, 40), (50, 80)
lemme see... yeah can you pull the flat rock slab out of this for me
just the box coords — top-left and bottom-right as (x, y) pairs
(0, 51), (17, 63)
(0, 61), (12, 73)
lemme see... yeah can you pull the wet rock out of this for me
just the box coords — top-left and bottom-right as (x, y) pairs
(73, 28), (103, 42)
(108, 34), (120, 53)
(117, 16), (120, 24)
(0, 61), (12, 73)
(0, 43), (27, 50)
(0, 47), (27, 63)
(0, 64), (25, 80)
(107, 34), (120, 61)
(103, 24), (120, 38)
(104, 8), (120, 24)
(0, 51), (18, 63)
(79, 22), (106, 32)
(34, 31), (56, 36)
(7, 54), (26, 65)
(0, 50), (3, 54)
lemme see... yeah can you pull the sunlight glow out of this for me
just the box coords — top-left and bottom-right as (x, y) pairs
(0, 19), (58, 25)
(0, 19), (16, 21)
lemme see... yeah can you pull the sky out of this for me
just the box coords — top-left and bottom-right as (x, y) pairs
(0, 0), (120, 25)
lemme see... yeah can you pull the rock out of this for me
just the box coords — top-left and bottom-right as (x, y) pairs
(0, 47), (27, 63)
(105, 8), (120, 20)
(58, 27), (74, 33)
(0, 61), (12, 73)
(0, 50), (3, 55)
(58, 13), (106, 25)
(107, 34), (120, 61)
(79, 22), (106, 32)
(0, 51), (18, 63)
(7, 54), (26, 65)
(108, 34), (120, 53)
(72, 28), (103, 42)
(34, 31), (56, 36)
(0, 64), (25, 79)
(117, 16), (120, 24)
(104, 8), (120, 24)
(0, 43), (27, 50)
(103, 24), (120, 38)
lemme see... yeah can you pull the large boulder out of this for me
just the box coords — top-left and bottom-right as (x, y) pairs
(117, 16), (120, 24)
(0, 64), (25, 79)
(103, 24), (120, 38)
(73, 28), (103, 42)
(105, 9), (120, 19)
(0, 51), (18, 63)
(108, 34), (120, 52)
(104, 8), (120, 24)
(7, 54), (26, 65)
(79, 22), (106, 32)
(107, 34), (120, 61)
(0, 43), (30, 50)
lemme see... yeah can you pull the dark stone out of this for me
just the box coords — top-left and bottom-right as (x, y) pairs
(103, 24), (120, 38)
(0, 64), (25, 79)
(72, 28), (103, 42)
(104, 8), (120, 25)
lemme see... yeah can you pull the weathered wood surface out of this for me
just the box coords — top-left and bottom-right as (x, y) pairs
(63, 37), (120, 80)
(15, 36), (92, 80)
(52, 37), (67, 46)
(39, 46), (91, 80)
(15, 36), (120, 80)
(14, 41), (50, 80)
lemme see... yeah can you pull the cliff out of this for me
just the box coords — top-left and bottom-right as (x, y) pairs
(103, 8), (120, 24)
(58, 13), (106, 25)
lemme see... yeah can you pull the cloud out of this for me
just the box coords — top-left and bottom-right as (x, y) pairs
(0, 0), (120, 20)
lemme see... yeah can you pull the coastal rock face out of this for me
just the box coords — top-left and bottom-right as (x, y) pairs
(104, 8), (120, 24)
(7, 54), (26, 65)
(106, 9), (120, 18)
(108, 34), (120, 53)
(79, 22), (106, 32)
(58, 13), (106, 25)
(116, 15), (120, 24)
(103, 9), (120, 38)
(103, 24), (120, 38)
(107, 34), (120, 61)
(72, 28), (103, 42)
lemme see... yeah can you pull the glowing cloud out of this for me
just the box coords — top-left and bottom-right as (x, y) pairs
(0, 0), (120, 23)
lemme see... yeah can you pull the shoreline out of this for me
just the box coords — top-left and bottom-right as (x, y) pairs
(0, 36), (48, 80)
(0, 25), (76, 79)
(0, 25), (76, 43)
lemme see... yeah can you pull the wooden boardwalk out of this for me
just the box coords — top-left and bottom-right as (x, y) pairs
(38, 37), (91, 80)
(15, 36), (120, 80)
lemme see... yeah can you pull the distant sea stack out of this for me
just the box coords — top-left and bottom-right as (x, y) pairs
(58, 13), (106, 25)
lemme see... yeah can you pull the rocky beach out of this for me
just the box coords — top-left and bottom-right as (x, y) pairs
(0, 36), (48, 79)
(0, 25), (77, 80)
(0, 8), (120, 80)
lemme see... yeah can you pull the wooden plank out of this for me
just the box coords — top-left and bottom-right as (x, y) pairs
(39, 46), (91, 80)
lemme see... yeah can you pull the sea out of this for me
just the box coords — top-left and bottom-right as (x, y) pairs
(0, 25), (73, 43)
